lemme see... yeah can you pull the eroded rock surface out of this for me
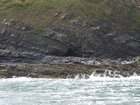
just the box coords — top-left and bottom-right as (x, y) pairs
(0, 19), (140, 78)
(0, 62), (140, 78)
(0, 19), (140, 64)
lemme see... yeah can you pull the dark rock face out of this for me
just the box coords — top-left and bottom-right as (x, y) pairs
(51, 20), (140, 59)
(0, 19), (140, 78)
(0, 19), (68, 63)
(0, 19), (140, 63)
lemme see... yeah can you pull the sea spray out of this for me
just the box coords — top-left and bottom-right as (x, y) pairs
(0, 76), (140, 105)
(67, 70), (139, 79)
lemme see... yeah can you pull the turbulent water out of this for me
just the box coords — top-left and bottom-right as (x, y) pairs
(0, 75), (140, 105)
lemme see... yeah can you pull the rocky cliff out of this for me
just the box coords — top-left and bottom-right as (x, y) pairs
(0, 18), (140, 63)
(0, 0), (140, 78)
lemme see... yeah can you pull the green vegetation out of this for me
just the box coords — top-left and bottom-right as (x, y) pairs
(0, 0), (110, 22)
(0, 0), (140, 32)
(130, 10), (140, 32)
(135, 56), (140, 63)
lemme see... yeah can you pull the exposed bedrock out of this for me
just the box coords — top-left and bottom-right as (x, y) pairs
(0, 62), (140, 78)
(0, 19), (140, 64)
(0, 19), (140, 78)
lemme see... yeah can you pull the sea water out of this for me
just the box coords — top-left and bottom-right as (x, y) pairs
(0, 75), (140, 105)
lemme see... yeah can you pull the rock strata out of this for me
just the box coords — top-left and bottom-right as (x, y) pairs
(0, 19), (140, 78)
(0, 19), (140, 63)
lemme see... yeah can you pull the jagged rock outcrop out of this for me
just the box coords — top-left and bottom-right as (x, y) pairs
(0, 18), (140, 64)
(51, 19), (140, 58)
(0, 19), (69, 63)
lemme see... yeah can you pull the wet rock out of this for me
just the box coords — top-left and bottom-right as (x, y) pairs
(0, 62), (139, 78)
(28, 72), (38, 78)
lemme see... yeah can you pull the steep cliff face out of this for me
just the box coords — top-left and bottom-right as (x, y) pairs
(0, 20), (69, 63)
(0, 18), (140, 63)
(0, 0), (140, 63)
(51, 20), (140, 59)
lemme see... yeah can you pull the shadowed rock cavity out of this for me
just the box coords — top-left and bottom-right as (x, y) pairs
(64, 48), (81, 57)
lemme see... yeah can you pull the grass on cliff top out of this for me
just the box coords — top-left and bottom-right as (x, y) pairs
(0, 0), (110, 22)
(0, 0), (140, 32)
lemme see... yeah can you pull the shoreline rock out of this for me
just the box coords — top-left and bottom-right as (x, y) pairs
(0, 60), (139, 78)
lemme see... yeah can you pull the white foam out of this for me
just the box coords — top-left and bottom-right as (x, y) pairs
(1, 77), (32, 82)
(71, 70), (140, 81)
(121, 60), (135, 64)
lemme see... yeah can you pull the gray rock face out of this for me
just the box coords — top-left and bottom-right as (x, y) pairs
(52, 20), (140, 59)
(0, 19), (140, 78)
(0, 19), (68, 63)
(0, 19), (140, 64)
